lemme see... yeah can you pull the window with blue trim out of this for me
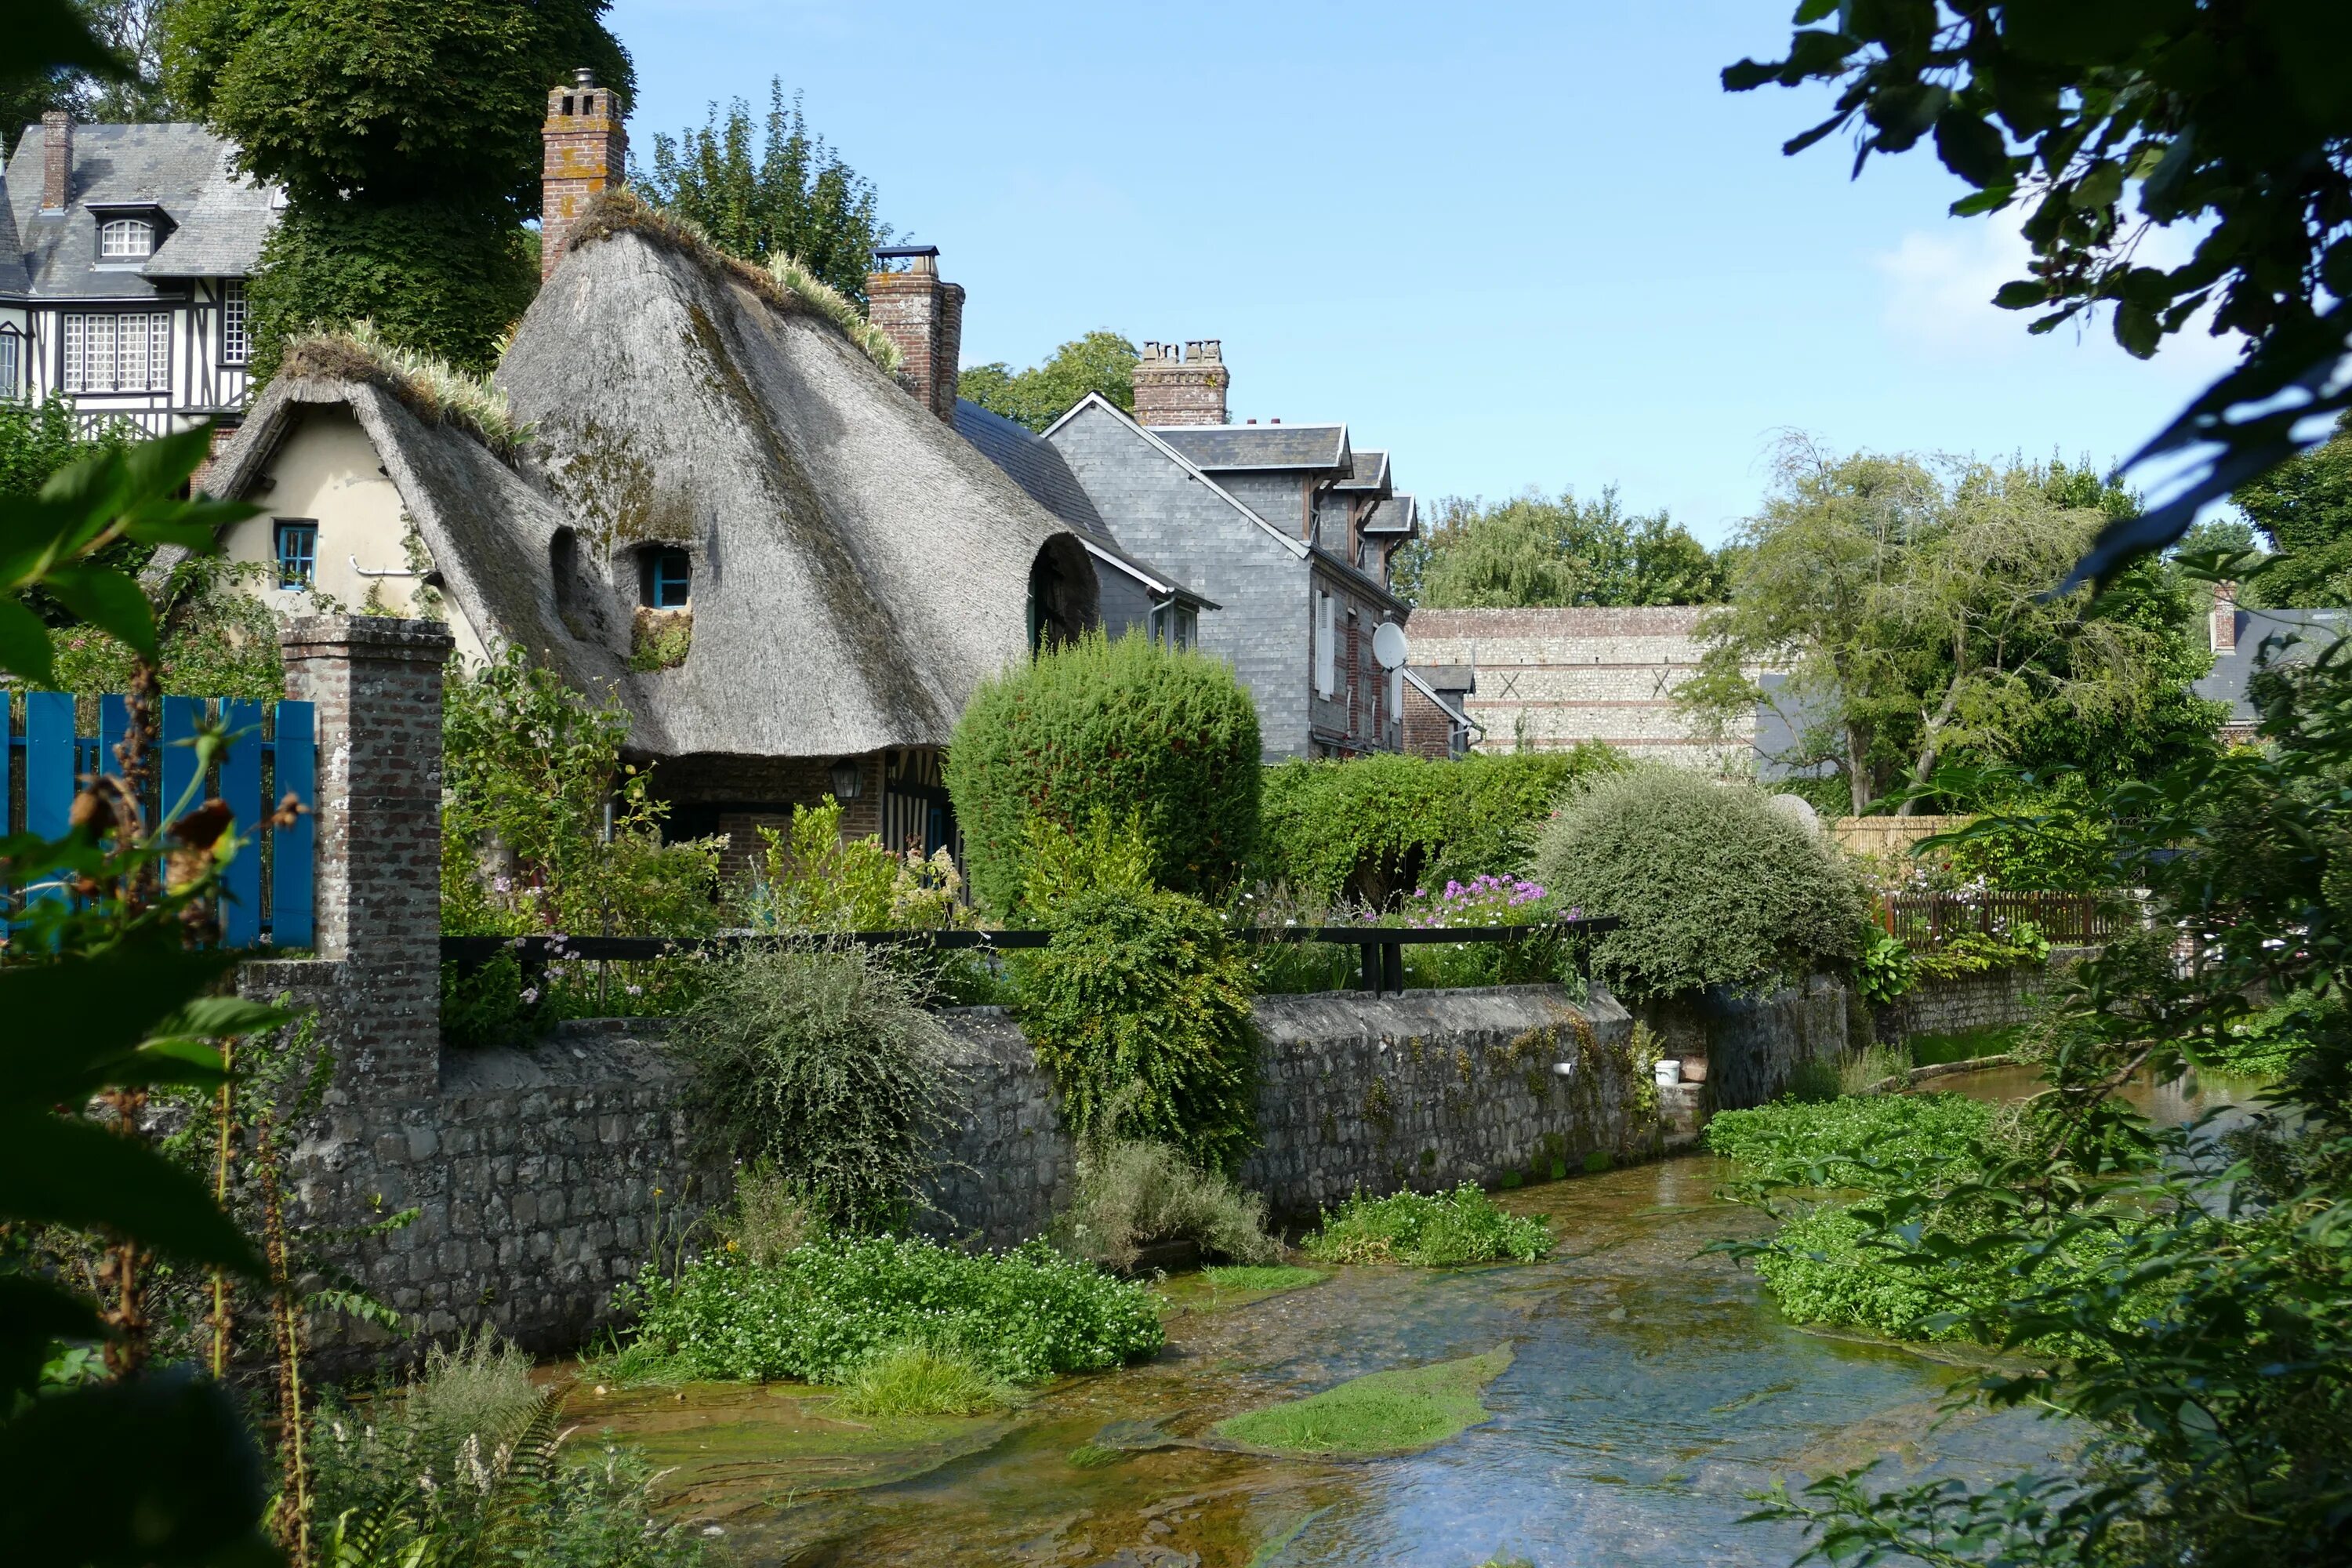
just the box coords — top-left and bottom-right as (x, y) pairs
(641, 546), (691, 608)
(274, 519), (318, 590)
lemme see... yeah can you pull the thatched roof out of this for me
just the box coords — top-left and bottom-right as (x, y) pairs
(201, 376), (643, 710)
(499, 206), (1092, 758)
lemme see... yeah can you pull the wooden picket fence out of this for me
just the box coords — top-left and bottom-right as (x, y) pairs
(1878, 889), (2133, 950)
(3, 691), (316, 948)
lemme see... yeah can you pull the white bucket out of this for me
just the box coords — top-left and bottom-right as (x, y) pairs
(1653, 1058), (1682, 1087)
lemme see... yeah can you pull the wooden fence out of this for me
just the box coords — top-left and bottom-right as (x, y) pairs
(4, 691), (316, 947)
(1878, 890), (2132, 949)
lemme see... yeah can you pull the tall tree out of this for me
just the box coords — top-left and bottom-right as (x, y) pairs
(1399, 486), (1731, 609)
(959, 330), (1139, 433)
(162, 0), (633, 375)
(2, 0), (180, 153)
(634, 82), (891, 307)
(1681, 437), (2216, 815)
(2233, 412), (2352, 607)
(1728, 4), (2352, 585)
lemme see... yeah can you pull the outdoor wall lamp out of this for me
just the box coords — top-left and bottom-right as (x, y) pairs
(829, 758), (864, 800)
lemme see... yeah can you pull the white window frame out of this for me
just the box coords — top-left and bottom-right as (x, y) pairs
(1314, 591), (1336, 698)
(0, 327), (20, 400)
(220, 281), (251, 365)
(99, 219), (154, 259)
(61, 312), (173, 394)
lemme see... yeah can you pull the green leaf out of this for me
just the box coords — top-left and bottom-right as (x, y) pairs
(148, 996), (297, 1042)
(10, 0), (132, 78)
(40, 562), (158, 657)
(1994, 280), (2050, 310)
(0, 597), (56, 685)
(0, 1112), (264, 1275)
(2114, 300), (2162, 358)
(0, 1274), (108, 1405)
(0, 1365), (278, 1567)
(1933, 110), (2011, 187)
(2005, 0), (2197, 67)
(0, 942), (240, 1114)
(117, 423), (219, 503)
(2069, 159), (2126, 212)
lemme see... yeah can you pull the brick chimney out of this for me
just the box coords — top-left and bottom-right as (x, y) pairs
(866, 246), (964, 423)
(1132, 339), (1229, 426)
(40, 110), (71, 212)
(2210, 579), (2239, 655)
(541, 67), (627, 281)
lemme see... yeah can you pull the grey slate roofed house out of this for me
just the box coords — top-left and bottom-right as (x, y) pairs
(2196, 583), (2350, 740)
(2, 113), (277, 435)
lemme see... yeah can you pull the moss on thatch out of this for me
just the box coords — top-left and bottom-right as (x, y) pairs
(564, 187), (902, 376)
(277, 322), (525, 458)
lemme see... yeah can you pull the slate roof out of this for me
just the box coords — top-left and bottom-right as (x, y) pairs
(954, 396), (1213, 608)
(1360, 493), (1417, 535)
(1414, 663), (1475, 694)
(1150, 423), (1349, 471)
(2195, 608), (2352, 722)
(3, 122), (277, 299)
(1333, 448), (1389, 492)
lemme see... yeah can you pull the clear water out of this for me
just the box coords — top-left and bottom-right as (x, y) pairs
(580, 1066), (2260, 1566)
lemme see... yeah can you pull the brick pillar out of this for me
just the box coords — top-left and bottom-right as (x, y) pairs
(542, 67), (628, 281)
(281, 615), (453, 1102)
(41, 111), (71, 212)
(867, 249), (964, 422)
(1132, 339), (1229, 426)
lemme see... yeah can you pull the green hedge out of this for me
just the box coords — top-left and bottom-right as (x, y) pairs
(1258, 747), (1622, 908)
(945, 630), (1261, 916)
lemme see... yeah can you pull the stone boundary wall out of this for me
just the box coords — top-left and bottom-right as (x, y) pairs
(1876, 946), (2095, 1042)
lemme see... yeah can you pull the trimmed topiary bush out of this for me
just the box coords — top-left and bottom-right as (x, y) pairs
(1529, 768), (1866, 1000)
(1258, 747), (1624, 909)
(945, 630), (1261, 916)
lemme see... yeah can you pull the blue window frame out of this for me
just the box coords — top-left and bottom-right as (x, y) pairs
(642, 546), (691, 608)
(274, 519), (318, 590)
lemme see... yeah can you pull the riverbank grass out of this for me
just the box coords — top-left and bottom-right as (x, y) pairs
(1302, 1184), (1553, 1266)
(1158, 1264), (1327, 1316)
(837, 1343), (1019, 1416)
(1212, 1347), (1514, 1456)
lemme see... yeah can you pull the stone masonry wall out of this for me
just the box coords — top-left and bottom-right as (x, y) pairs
(1877, 947), (2092, 1043)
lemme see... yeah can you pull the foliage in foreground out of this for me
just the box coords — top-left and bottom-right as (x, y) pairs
(615, 1236), (1165, 1385)
(1015, 818), (1260, 1171)
(1530, 768), (1867, 1000)
(1048, 1138), (1283, 1275)
(946, 627), (1262, 915)
(1302, 1185), (1553, 1268)
(313, 1334), (703, 1568)
(666, 945), (954, 1232)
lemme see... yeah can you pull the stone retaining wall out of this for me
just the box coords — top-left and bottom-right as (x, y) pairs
(1875, 946), (2094, 1042)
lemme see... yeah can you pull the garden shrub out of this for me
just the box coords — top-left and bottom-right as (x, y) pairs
(736, 795), (968, 933)
(1704, 1091), (1994, 1193)
(1050, 1138), (1283, 1273)
(615, 1236), (1165, 1384)
(710, 1160), (822, 1267)
(1017, 877), (1258, 1172)
(666, 945), (953, 1231)
(1301, 1184), (1554, 1267)
(1530, 768), (1867, 1000)
(1258, 746), (1624, 909)
(945, 629), (1262, 916)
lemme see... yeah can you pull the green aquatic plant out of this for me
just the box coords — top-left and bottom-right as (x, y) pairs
(835, 1344), (1016, 1417)
(1211, 1348), (1513, 1457)
(1301, 1184), (1553, 1267)
(1704, 1092), (1994, 1195)
(1202, 1265), (1324, 1294)
(615, 1236), (1163, 1385)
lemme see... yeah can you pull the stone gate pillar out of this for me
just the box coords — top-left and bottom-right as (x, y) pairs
(279, 615), (452, 1102)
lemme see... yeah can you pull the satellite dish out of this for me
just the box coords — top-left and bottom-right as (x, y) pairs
(1372, 621), (1409, 670)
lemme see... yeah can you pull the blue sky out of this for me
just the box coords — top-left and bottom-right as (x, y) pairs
(609, 1), (2240, 546)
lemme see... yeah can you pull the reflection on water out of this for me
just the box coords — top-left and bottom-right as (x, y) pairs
(579, 1065), (2263, 1566)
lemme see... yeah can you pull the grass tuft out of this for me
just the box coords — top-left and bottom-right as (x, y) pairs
(1301, 1184), (1553, 1267)
(1202, 1265), (1324, 1294)
(1212, 1347), (1513, 1456)
(277, 320), (525, 456)
(834, 1343), (1015, 1417)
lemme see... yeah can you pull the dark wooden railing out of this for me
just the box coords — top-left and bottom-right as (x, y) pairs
(442, 916), (1623, 999)
(1878, 891), (2134, 949)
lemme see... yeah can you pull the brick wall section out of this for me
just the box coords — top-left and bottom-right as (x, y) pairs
(540, 74), (627, 282)
(281, 615), (452, 1101)
(1131, 340), (1228, 426)
(41, 111), (71, 209)
(1402, 681), (1459, 757)
(1406, 606), (1755, 766)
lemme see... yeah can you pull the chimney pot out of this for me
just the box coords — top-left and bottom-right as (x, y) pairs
(1131, 332), (1230, 426)
(2210, 581), (2240, 656)
(541, 68), (626, 281)
(40, 110), (71, 212)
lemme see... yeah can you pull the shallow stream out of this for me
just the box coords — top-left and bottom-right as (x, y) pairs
(560, 1067), (2260, 1567)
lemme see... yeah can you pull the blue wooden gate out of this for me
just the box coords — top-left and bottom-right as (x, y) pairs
(5, 692), (316, 948)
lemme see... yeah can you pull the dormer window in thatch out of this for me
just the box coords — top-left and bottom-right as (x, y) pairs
(1026, 535), (1098, 655)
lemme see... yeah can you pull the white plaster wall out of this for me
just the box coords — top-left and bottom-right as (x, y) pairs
(220, 407), (488, 664)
